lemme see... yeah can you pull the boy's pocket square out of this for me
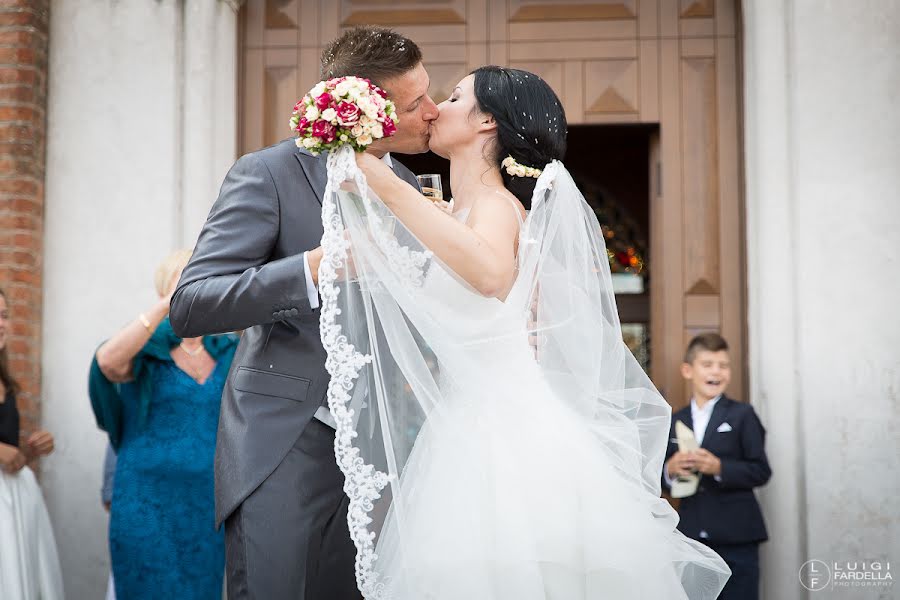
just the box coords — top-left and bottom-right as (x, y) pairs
(717, 422), (733, 433)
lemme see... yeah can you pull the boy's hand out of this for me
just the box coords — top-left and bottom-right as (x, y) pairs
(686, 448), (721, 476)
(666, 451), (695, 479)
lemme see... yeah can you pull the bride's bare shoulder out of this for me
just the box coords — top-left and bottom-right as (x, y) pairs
(468, 187), (526, 226)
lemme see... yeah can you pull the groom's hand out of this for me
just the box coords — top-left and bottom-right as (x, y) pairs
(306, 247), (324, 286)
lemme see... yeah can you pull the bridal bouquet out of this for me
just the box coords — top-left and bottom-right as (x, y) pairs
(290, 76), (398, 155)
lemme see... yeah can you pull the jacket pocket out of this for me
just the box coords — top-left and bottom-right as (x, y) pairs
(232, 366), (310, 402)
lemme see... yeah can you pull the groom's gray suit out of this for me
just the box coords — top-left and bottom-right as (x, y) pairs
(170, 137), (419, 599)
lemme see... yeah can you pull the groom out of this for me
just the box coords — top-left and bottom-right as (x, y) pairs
(170, 26), (438, 599)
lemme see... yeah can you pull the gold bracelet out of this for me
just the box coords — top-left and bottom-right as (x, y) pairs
(138, 313), (153, 334)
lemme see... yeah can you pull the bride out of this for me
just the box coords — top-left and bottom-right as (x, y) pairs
(318, 65), (731, 599)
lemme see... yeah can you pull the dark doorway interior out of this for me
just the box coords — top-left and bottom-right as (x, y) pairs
(397, 124), (655, 370)
(568, 124), (655, 371)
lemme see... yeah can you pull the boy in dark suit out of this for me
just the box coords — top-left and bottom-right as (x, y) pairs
(663, 333), (771, 600)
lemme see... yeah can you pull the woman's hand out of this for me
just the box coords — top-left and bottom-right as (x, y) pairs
(434, 198), (454, 214)
(96, 293), (172, 383)
(25, 430), (54, 458)
(0, 442), (27, 473)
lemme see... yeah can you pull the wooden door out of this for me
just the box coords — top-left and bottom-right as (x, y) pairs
(239, 0), (746, 408)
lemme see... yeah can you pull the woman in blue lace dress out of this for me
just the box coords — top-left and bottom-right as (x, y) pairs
(89, 250), (238, 599)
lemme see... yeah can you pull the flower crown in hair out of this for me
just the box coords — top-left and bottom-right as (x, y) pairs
(502, 156), (542, 179)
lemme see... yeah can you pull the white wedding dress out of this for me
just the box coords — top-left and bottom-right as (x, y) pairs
(317, 146), (730, 599)
(0, 467), (64, 600)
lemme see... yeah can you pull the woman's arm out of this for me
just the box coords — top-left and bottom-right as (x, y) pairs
(357, 154), (520, 298)
(0, 441), (26, 473)
(95, 296), (170, 383)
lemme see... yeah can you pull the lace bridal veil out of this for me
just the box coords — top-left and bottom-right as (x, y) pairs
(317, 145), (730, 599)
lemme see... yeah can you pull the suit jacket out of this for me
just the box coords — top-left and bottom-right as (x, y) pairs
(662, 395), (772, 545)
(169, 138), (420, 526)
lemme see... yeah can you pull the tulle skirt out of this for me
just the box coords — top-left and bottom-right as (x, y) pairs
(373, 364), (731, 599)
(0, 466), (64, 600)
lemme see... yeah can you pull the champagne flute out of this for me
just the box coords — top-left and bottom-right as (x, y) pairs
(416, 174), (443, 202)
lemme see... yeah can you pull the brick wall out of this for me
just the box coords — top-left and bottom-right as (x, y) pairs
(0, 0), (49, 439)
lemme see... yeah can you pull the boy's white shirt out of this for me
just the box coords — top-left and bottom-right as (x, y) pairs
(691, 395), (721, 446)
(664, 394), (724, 487)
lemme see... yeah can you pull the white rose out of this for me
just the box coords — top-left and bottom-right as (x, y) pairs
(305, 106), (319, 121)
(321, 108), (337, 123)
(311, 82), (326, 98)
(302, 137), (317, 149)
(357, 133), (373, 146)
(334, 80), (352, 97)
(351, 124), (364, 137)
(371, 122), (384, 139)
(357, 97), (379, 120)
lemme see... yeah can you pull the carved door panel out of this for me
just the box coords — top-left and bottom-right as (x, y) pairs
(240, 0), (745, 407)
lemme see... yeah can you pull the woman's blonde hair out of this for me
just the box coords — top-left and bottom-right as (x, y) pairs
(154, 249), (193, 297)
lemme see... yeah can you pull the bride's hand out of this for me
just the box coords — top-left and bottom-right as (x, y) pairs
(434, 199), (454, 214)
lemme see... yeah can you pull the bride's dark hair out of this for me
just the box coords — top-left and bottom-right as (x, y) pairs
(471, 66), (567, 206)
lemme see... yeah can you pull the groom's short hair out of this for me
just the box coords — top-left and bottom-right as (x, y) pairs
(321, 26), (422, 86)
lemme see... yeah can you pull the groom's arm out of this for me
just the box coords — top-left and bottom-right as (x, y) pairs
(170, 153), (313, 338)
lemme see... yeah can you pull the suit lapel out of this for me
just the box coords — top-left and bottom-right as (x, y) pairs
(677, 405), (693, 432)
(294, 148), (328, 206)
(390, 157), (421, 191)
(295, 149), (421, 206)
(701, 397), (730, 449)
(673, 406), (693, 444)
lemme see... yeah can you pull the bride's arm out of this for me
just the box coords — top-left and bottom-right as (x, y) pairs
(357, 153), (518, 298)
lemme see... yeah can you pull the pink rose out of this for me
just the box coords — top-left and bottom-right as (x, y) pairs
(292, 100), (304, 113)
(336, 101), (361, 126)
(374, 87), (388, 99)
(382, 117), (397, 137)
(312, 120), (336, 142)
(315, 92), (333, 110)
(296, 117), (309, 132)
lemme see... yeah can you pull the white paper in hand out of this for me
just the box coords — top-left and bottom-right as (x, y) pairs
(670, 420), (700, 498)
